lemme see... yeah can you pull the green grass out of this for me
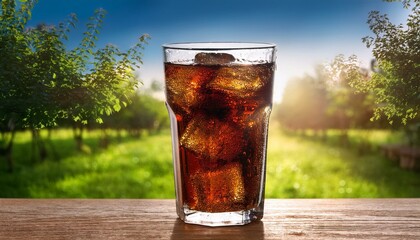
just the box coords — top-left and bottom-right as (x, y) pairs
(266, 126), (419, 198)
(0, 126), (419, 198)
(0, 129), (174, 198)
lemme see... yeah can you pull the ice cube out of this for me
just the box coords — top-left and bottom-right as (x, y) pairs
(245, 105), (271, 129)
(195, 52), (235, 65)
(207, 64), (273, 98)
(165, 64), (214, 113)
(180, 114), (246, 165)
(227, 99), (262, 126)
(241, 106), (270, 163)
(241, 106), (270, 206)
(199, 90), (231, 118)
(190, 162), (245, 212)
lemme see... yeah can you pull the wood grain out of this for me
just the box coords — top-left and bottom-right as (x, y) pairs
(0, 199), (419, 239)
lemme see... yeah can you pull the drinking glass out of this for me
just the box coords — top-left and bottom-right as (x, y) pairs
(163, 42), (276, 226)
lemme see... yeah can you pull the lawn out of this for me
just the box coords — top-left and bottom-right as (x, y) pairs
(0, 126), (419, 198)
(0, 130), (174, 198)
(266, 126), (419, 198)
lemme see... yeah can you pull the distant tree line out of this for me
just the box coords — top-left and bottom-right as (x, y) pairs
(53, 90), (170, 150)
(96, 89), (170, 139)
(274, 58), (378, 141)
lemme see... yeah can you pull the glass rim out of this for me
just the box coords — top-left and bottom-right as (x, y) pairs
(162, 42), (276, 50)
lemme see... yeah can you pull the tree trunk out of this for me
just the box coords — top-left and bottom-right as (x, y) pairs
(99, 128), (110, 149)
(339, 130), (349, 147)
(0, 130), (15, 172)
(73, 123), (84, 152)
(320, 129), (327, 142)
(116, 130), (122, 143)
(31, 129), (48, 162)
(45, 128), (59, 161)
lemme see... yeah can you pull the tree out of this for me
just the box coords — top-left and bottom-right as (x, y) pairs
(105, 93), (169, 137)
(0, 0), (39, 170)
(100, 80), (170, 140)
(325, 55), (375, 130)
(353, 0), (420, 125)
(0, 0), (149, 170)
(277, 56), (376, 146)
(61, 8), (149, 150)
(276, 66), (330, 134)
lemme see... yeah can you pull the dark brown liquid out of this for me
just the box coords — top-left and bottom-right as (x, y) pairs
(165, 62), (274, 213)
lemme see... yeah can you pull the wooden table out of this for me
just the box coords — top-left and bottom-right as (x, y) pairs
(1, 199), (419, 239)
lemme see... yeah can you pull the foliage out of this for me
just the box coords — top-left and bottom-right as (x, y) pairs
(276, 66), (329, 132)
(0, 0), (149, 169)
(0, 0), (38, 130)
(1, 0), (150, 129)
(353, 0), (420, 124)
(63, 9), (150, 125)
(325, 55), (375, 129)
(101, 93), (170, 135)
(276, 59), (375, 133)
(0, 0), (40, 170)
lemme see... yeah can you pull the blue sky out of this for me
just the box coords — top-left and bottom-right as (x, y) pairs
(28, 0), (408, 101)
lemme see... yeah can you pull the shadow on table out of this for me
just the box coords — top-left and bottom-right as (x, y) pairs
(170, 219), (265, 240)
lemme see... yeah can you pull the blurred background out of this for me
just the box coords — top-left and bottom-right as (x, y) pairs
(0, 0), (419, 198)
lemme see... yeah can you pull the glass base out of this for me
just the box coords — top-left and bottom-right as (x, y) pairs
(179, 206), (263, 227)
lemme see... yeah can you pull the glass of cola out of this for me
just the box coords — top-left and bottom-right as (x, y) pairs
(163, 42), (276, 226)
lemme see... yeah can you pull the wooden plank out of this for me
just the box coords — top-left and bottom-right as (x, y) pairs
(0, 199), (419, 239)
(263, 199), (420, 239)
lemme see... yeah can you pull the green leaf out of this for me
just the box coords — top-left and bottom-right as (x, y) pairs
(113, 102), (121, 112)
(96, 117), (103, 124)
(53, 73), (57, 79)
